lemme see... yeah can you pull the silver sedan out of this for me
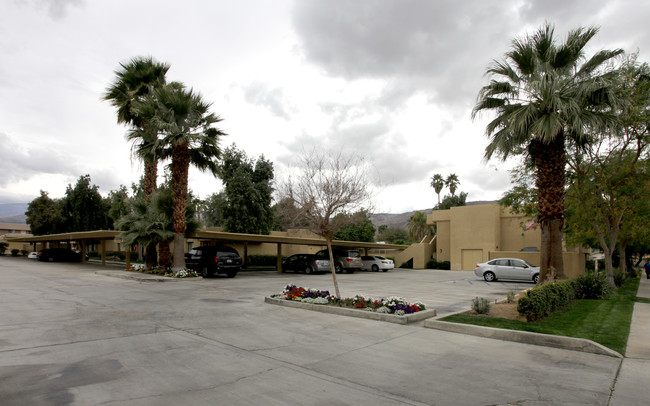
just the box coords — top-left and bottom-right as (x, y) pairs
(474, 258), (539, 283)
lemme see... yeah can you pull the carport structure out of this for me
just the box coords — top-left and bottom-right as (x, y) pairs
(10, 230), (406, 271)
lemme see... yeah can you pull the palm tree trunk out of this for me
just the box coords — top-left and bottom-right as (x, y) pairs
(171, 142), (190, 271)
(144, 159), (158, 269)
(158, 240), (172, 267)
(532, 135), (566, 282)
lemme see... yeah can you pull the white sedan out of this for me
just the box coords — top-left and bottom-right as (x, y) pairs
(361, 256), (394, 272)
(474, 258), (539, 283)
(27, 251), (38, 259)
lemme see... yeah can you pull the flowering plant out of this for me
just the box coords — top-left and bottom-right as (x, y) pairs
(174, 269), (199, 278)
(273, 285), (425, 315)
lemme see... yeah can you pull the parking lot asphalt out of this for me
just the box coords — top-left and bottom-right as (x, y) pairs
(0, 256), (642, 405)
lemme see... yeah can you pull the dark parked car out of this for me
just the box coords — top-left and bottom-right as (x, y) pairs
(185, 245), (242, 278)
(316, 249), (362, 273)
(282, 253), (331, 274)
(37, 248), (83, 262)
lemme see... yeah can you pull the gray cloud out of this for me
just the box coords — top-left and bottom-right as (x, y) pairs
(0, 132), (81, 186)
(244, 81), (293, 119)
(279, 112), (440, 186)
(291, 0), (639, 111)
(18, 0), (85, 20)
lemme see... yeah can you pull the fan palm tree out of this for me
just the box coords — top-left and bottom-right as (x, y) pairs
(430, 174), (445, 205)
(445, 174), (459, 196)
(104, 56), (170, 268)
(104, 56), (169, 201)
(408, 211), (434, 242)
(137, 82), (225, 271)
(472, 23), (622, 283)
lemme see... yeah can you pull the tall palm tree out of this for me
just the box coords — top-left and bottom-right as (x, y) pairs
(472, 24), (622, 283)
(430, 174), (445, 205)
(445, 174), (459, 196)
(137, 82), (225, 271)
(104, 56), (169, 269)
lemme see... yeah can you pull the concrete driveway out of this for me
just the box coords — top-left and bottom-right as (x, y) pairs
(0, 257), (622, 405)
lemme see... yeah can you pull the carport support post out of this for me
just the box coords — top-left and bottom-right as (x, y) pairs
(101, 240), (106, 266)
(81, 240), (87, 263)
(276, 243), (283, 273)
(125, 250), (131, 269)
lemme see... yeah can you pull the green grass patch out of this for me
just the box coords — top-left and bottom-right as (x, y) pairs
(442, 277), (640, 355)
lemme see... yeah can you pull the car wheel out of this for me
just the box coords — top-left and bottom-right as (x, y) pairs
(201, 267), (211, 278)
(305, 266), (313, 274)
(371, 264), (379, 272)
(483, 271), (496, 282)
(533, 274), (539, 284)
(226, 270), (238, 278)
(335, 264), (343, 273)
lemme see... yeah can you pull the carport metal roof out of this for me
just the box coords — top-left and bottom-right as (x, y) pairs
(8, 230), (407, 270)
(9, 229), (406, 250)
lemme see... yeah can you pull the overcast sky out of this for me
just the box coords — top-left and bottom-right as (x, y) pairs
(1, 0), (649, 214)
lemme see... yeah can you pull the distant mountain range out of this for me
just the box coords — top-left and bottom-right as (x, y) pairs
(369, 201), (496, 230)
(0, 203), (28, 224)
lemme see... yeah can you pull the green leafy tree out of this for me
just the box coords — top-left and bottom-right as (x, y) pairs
(107, 185), (130, 227)
(201, 192), (227, 228)
(61, 175), (110, 232)
(430, 174), (445, 205)
(136, 82), (225, 271)
(472, 23), (623, 283)
(25, 191), (65, 235)
(408, 211), (434, 242)
(435, 192), (468, 210)
(376, 227), (410, 244)
(220, 145), (274, 234)
(333, 210), (376, 242)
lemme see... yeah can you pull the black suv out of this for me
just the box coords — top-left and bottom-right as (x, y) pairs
(185, 245), (242, 278)
(316, 249), (362, 273)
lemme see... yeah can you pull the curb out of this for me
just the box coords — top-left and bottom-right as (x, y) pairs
(265, 296), (437, 325)
(424, 319), (622, 358)
(95, 271), (181, 282)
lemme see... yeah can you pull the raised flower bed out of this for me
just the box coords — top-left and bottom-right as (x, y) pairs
(265, 284), (437, 325)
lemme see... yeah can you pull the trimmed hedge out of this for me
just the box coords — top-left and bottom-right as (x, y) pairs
(517, 272), (610, 321)
(426, 258), (451, 270)
(246, 254), (282, 267)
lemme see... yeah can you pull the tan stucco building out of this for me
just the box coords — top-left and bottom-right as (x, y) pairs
(424, 203), (585, 278)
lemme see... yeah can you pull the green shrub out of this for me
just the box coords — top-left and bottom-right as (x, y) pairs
(399, 258), (413, 269)
(11, 249), (20, 257)
(471, 297), (491, 314)
(426, 258), (451, 270)
(0, 242), (8, 254)
(517, 279), (577, 321)
(586, 259), (606, 271)
(21, 250), (29, 256)
(575, 272), (610, 299)
(246, 254), (281, 267)
(613, 270), (625, 287)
